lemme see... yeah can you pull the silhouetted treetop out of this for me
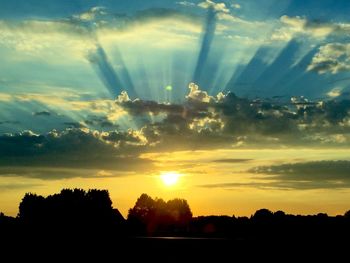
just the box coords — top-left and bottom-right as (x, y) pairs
(127, 194), (192, 235)
(344, 210), (350, 218)
(253, 209), (274, 221)
(18, 188), (123, 226)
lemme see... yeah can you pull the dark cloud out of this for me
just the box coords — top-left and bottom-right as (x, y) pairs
(33, 111), (51, 116)
(198, 180), (350, 190)
(115, 86), (350, 148)
(211, 159), (252, 163)
(1, 86), (350, 180)
(118, 99), (185, 116)
(132, 8), (201, 25)
(83, 115), (119, 129)
(63, 122), (86, 129)
(0, 128), (153, 179)
(242, 160), (350, 190)
(199, 160), (350, 190)
(250, 160), (350, 180)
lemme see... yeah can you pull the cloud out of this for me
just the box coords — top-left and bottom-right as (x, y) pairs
(189, 116), (224, 133)
(117, 98), (185, 116)
(73, 6), (107, 22)
(186, 83), (215, 103)
(231, 4), (241, 9)
(199, 160), (350, 190)
(211, 158), (252, 163)
(2, 83), (350, 177)
(198, 0), (229, 13)
(327, 88), (343, 98)
(115, 83), (350, 148)
(2, 91), (127, 127)
(272, 15), (349, 41)
(177, 1), (195, 7)
(0, 128), (154, 179)
(0, 7), (202, 66)
(0, 182), (41, 190)
(198, 180), (350, 190)
(0, 93), (12, 101)
(63, 122), (86, 129)
(83, 115), (119, 129)
(281, 15), (306, 30)
(0, 166), (139, 180)
(307, 43), (350, 74)
(0, 19), (94, 62)
(247, 160), (350, 189)
(33, 111), (51, 116)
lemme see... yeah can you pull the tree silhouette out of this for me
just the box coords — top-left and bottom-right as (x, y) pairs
(18, 188), (124, 228)
(18, 193), (46, 224)
(344, 210), (350, 219)
(4, 189), (350, 241)
(253, 209), (273, 221)
(127, 194), (192, 235)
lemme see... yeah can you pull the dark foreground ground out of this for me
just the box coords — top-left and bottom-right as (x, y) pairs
(1, 232), (348, 261)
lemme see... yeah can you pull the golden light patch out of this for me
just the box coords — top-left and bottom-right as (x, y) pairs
(160, 172), (180, 186)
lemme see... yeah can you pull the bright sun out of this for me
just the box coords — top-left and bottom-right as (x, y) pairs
(160, 172), (180, 186)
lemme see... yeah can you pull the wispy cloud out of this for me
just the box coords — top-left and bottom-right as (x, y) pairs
(272, 15), (350, 42)
(177, 1), (195, 7)
(211, 158), (252, 163)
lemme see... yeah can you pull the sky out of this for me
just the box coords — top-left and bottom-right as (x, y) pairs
(1, 0), (350, 217)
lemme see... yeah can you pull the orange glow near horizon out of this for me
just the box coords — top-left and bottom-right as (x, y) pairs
(1, 148), (350, 218)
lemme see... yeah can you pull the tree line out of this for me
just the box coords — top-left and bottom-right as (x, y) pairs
(1, 188), (350, 239)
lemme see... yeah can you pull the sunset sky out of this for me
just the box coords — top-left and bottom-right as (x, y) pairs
(1, 0), (350, 217)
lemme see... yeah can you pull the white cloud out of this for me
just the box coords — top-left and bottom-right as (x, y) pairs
(198, 0), (229, 13)
(117, 91), (131, 103)
(216, 13), (244, 23)
(186, 83), (214, 103)
(189, 116), (225, 132)
(0, 93), (12, 101)
(74, 6), (107, 22)
(272, 15), (337, 41)
(0, 8), (203, 65)
(176, 1), (195, 7)
(327, 87), (343, 97)
(98, 18), (200, 50)
(309, 134), (348, 144)
(231, 3), (241, 9)
(2, 90), (126, 122)
(281, 15), (306, 29)
(307, 43), (350, 74)
(0, 19), (94, 63)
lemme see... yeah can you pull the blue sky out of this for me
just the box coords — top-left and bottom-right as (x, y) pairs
(1, 0), (350, 146)
(1, 0), (350, 216)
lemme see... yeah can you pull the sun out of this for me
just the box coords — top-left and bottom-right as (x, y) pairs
(160, 172), (180, 186)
